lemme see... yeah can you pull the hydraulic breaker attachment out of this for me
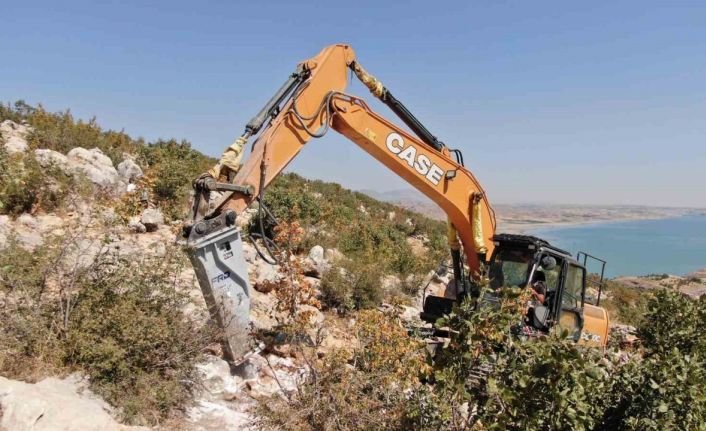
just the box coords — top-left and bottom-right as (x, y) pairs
(185, 210), (252, 362)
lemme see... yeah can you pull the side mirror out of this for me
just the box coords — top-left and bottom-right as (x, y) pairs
(541, 256), (557, 271)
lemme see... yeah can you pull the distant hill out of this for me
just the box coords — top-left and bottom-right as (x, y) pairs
(359, 187), (703, 234)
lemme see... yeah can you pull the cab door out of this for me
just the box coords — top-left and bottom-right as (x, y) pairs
(557, 263), (586, 341)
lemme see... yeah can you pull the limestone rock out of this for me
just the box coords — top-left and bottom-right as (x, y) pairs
(400, 305), (422, 323)
(117, 159), (143, 182)
(0, 120), (30, 154)
(128, 216), (147, 233)
(251, 259), (281, 293)
(187, 353), (305, 431)
(305, 245), (330, 278)
(300, 304), (325, 326)
(67, 147), (122, 190)
(308, 245), (325, 265)
(13, 214), (43, 247)
(140, 208), (164, 232)
(241, 240), (258, 264)
(34, 147), (126, 193)
(34, 148), (69, 168)
(0, 215), (9, 246)
(236, 207), (258, 230)
(0, 374), (147, 431)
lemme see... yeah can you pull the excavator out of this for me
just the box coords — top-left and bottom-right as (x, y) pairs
(182, 44), (610, 361)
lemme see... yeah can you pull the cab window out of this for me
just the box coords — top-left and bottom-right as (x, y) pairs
(489, 249), (532, 290)
(562, 264), (585, 309)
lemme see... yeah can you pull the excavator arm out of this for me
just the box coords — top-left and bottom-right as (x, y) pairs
(188, 44), (495, 273)
(184, 44), (496, 361)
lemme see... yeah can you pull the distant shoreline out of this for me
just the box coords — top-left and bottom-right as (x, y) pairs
(513, 214), (706, 279)
(500, 214), (699, 235)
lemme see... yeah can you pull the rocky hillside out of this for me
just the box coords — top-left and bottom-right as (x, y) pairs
(0, 102), (448, 429)
(3, 102), (706, 431)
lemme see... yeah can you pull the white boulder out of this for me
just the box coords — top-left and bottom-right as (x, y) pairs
(308, 245), (325, 265)
(67, 147), (122, 189)
(251, 259), (281, 293)
(140, 208), (164, 232)
(34, 147), (127, 193)
(34, 148), (69, 168)
(117, 159), (143, 182)
(0, 120), (30, 154)
(0, 374), (147, 431)
(128, 216), (147, 233)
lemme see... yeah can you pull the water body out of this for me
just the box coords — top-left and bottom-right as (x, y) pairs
(530, 215), (706, 278)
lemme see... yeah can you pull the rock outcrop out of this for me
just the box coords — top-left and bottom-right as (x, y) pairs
(305, 244), (331, 278)
(186, 353), (305, 431)
(66, 147), (123, 190)
(0, 374), (148, 431)
(140, 208), (164, 232)
(0, 213), (65, 248)
(117, 159), (143, 182)
(0, 120), (30, 154)
(33, 146), (130, 194)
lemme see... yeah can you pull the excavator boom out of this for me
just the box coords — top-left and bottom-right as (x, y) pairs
(189, 44), (495, 273)
(183, 44), (608, 360)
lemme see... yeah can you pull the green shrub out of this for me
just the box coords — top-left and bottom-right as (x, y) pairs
(137, 139), (214, 220)
(419, 287), (610, 431)
(320, 259), (384, 313)
(600, 280), (650, 326)
(0, 233), (212, 425)
(255, 310), (428, 431)
(598, 290), (706, 430)
(599, 348), (706, 431)
(0, 148), (88, 215)
(637, 290), (706, 356)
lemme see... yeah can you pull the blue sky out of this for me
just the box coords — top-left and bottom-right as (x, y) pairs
(1, 1), (705, 207)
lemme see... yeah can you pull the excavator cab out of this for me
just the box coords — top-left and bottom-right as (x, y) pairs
(486, 234), (609, 347)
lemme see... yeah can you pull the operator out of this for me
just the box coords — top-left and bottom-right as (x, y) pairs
(528, 271), (547, 305)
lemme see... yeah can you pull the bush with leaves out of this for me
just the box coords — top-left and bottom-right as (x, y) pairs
(320, 257), (384, 313)
(405, 285), (612, 431)
(0, 147), (89, 215)
(137, 139), (214, 220)
(262, 173), (447, 280)
(256, 309), (428, 431)
(597, 290), (706, 430)
(0, 230), (212, 425)
(259, 220), (322, 334)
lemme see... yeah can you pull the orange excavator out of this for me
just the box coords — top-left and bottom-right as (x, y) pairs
(183, 44), (609, 361)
